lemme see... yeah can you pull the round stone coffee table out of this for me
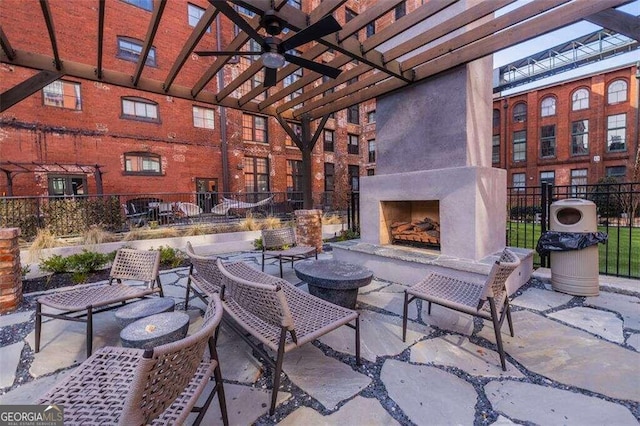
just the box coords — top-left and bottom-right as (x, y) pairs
(115, 297), (175, 327)
(120, 312), (190, 349)
(294, 259), (373, 309)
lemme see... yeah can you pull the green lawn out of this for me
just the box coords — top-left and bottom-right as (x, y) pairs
(507, 221), (640, 278)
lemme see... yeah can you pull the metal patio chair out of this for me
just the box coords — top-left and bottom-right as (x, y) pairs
(39, 294), (229, 426)
(261, 227), (317, 277)
(184, 241), (224, 310)
(217, 259), (360, 415)
(35, 248), (163, 357)
(402, 248), (521, 370)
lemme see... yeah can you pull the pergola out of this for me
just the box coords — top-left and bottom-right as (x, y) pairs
(1, 0), (637, 207)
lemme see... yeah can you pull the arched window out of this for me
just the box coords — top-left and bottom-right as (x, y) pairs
(124, 152), (162, 175)
(572, 88), (589, 111)
(493, 109), (500, 127)
(540, 97), (556, 117)
(607, 80), (627, 104)
(513, 103), (527, 123)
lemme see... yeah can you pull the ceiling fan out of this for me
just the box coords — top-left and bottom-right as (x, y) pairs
(195, 1), (343, 87)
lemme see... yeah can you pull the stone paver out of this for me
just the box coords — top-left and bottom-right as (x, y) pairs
(381, 359), (477, 425)
(319, 310), (430, 363)
(0, 371), (69, 404)
(360, 279), (391, 294)
(627, 333), (640, 351)
(188, 382), (291, 425)
(479, 310), (640, 402)
(485, 380), (637, 425)
(278, 396), (399, 426)
(548, 307), (624, 343)
(358, 291), (417, 317)
(586, 292), (640, 330)
(511, 288), (573, 311)
(0, 310), (32, 328)
(216, 328), (263, 383)
(491, 415), (517, 425)
(282, 344), (371, 410)
(0, 342), (24, 388)
(160, 283), (188, 299)
(410, 336), (523, 378)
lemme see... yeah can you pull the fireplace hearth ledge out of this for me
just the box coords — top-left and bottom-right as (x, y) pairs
(330, 240), (533, 296)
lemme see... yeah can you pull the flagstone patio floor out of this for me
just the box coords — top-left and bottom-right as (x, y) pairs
(1, 250), (638, 425)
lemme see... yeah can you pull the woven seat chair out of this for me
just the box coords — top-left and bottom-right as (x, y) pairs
(184, 241), (223, 310)
(217, 259), (360, 415)
(261, 227), (317, 277)
(402, 248), (521, 371)
(36, 248), (163, 357)
(39, 294), (228, 426)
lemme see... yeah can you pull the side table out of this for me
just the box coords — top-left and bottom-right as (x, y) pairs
(294, 259), (373, 309)
(115, 297), (175, 327)
(120, 312), (190, 349)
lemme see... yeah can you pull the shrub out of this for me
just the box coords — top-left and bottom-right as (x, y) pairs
(322, 214), (343, 225)
(66, 250), (111, 273)
(182, 224), (214, 236)
(21, 265), (31, 277)
(337, 228), (360, 241)
(262, 216), (282, 230)
(239, 212), (261, 231)
(156, 246), (186, 268)
(83, 225), (116, 246)
(253, 237), (263, 250)
(40, 255), (69, 274)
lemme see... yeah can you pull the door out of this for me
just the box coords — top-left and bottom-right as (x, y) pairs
(195, 178), (218, 212)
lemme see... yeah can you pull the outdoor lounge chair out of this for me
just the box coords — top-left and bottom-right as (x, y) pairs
(184, 241), (223, 310)
(39, 294), (228, 426)
(217, 259), (360, 415)
(402, 248), (521, 370)
(35, 248), (163, 357)
(261, 227), (317, 277)
(123, 202), (148, 227)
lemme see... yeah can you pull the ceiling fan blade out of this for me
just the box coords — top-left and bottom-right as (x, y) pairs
(211, 0), (267, 49)
(264, 67), (277, 87)
(280, 15), (342, 51)
(195, 51), (262, 56)
(284, 54), (342, 79)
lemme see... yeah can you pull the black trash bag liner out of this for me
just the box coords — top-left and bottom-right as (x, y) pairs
(536, 231), (608, 255)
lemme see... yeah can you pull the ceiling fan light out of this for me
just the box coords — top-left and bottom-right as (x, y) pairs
(262, 52), (285, 69)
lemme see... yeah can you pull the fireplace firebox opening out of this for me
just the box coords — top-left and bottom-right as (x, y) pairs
(380, 200), (440, 250)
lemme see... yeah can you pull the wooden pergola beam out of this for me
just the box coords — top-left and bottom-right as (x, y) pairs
(1, 70), (62, 112)
(164, 5), (218, 91)
(337, 0), (403, 41)
(0, 26), (16, 60)
(39, 0), (61, 70)
(585, 8), (640, 41)
(133, 0), (167, 87)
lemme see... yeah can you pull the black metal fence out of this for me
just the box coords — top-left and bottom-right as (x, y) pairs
(508, 182), (640, 278)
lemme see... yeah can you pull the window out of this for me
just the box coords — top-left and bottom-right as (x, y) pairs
(287, 0), (302, 9)
(348, 134), (359, 155)
(193, 106), (214, 129)
(322, 73), (334, 96)
(244, 157), (269, 193)
(368, 140), (376, 163)
(188, 3), (211, 32)
(48, 175), (87, 196)
(284, 55), (303, 102)
(348, 165), (360, 191)
(540, 125), (556, 158)
(347, 104), (359, 124)
(571, 120), (589, 156)
(122, 97), (158, 121)
(512, 173), (525, 190)
(395, 1), (406, 20)
(492, 109), (500, 128)
(42, 80), (82, 110)
(345, 8), (357, 23)
(123, 0), (152, 11)
(366, 22), (375, 38)
(236, 5), (255, 17)
(540, 171), (555, 186)
(570, 169), (587, 196)
(367, 110), (375, 123)
(324, 163), (334, 192)
(606, 166), (626, 181)
(285, 122), (301, 147)
(124, 152), (161, 175)
(540, 97), (556, 117)
(513, 103), (527, 123)
(606, 114), (626, 152)
(572, 88), (589, 110)
(607, 80), (627, 104)
(492, 135), (500, 164)
(512, 130), (526, 162)
(117, 37), (156, 66)
(286, 160), (303, 192)
(242, 113), (268, 143)
(367, 169), (375, 176)
(323, 129), (334, 152)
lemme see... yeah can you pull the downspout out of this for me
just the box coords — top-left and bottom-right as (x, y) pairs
(503, 98), (509, 175)
(216, 14), (230, 193)
(633, 61), (640, 182)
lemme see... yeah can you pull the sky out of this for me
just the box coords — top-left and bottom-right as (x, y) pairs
(491, 0), (639, 94)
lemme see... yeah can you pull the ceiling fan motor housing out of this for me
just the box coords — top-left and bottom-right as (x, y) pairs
(261, 10), (284, 35)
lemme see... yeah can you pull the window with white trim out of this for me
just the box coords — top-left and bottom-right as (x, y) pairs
(117, 37), (156, 66)
(188, 3), (211, 32)
(43, 80), (82, 110)
(193, 106), (215, 129)
(606, 114), (626, 152)
(121, 97), (159, 121)
(124, 152), (161, 175)
(572, 88), (589, 110)
(607, 80), (627, 104)
(540, 97), (556, 117)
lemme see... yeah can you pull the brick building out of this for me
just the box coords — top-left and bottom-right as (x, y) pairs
(0, 0), (425, 209)
(492, 63), (639, 189)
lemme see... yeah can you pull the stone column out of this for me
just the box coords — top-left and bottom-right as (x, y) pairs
(294, 210), (323, 253)
(0, 228), (22, 314)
